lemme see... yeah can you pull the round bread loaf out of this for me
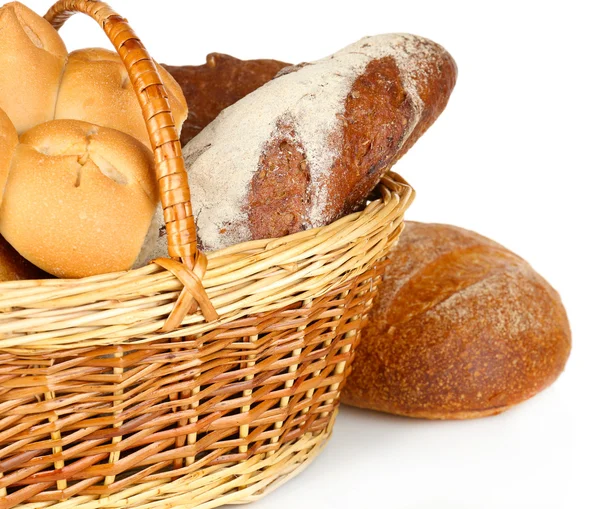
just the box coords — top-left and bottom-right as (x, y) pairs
(55, 48), (187, 149)
(341, 221), (571, 419)
(142, 33), (457, 258)
(0, 1), (67, 133)
(0, 120), (158, 278)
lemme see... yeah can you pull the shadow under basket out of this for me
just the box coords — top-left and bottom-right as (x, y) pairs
(0, 1), (415, 508)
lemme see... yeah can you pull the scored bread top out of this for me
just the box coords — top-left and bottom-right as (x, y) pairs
(0, 3), (188, 146)
(0, 120), (157, 278)
(342, 221), (572, 419)
(179, 33), (455, 252)
(55, 48), (188, 150)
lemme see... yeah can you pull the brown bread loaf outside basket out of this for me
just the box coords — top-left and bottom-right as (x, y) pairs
(342, 222), (572, 419)
(144, 33), (457, 258)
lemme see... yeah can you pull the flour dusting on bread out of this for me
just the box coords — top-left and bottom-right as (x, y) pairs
(146, 33), (448, 256)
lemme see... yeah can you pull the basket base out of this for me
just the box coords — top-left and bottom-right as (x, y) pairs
(15, 420), (334, 509)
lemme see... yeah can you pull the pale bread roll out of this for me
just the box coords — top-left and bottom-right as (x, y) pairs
(55, 48), (188, 149)
(0, 120), (158, 278)
(0, 107), (19, 203)
(0, 2), (67, 133)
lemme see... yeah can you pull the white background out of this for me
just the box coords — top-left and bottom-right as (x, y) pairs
(26, 0), (599, 507)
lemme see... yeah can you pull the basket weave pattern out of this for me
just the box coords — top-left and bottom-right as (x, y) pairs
(0, 1), (414, 507)
(1, 267), (384, 507)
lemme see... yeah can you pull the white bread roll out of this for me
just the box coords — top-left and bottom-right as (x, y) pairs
(0, 120), (158, 278)
(0, 107), (19, 203)
(0, 2), (67, 133)
(55, 48), (188, 149)
(0, 108), (46, 281)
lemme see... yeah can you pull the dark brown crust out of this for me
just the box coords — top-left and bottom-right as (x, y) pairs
(162, 54), (290, 146)
(246, 47), (457, 239)
(341, 222), (571, 419)
(248, 121), (311, 238)
(393, 48), (457, 162)
(0, 234), (47, 281)
(329, 56), (412, 218)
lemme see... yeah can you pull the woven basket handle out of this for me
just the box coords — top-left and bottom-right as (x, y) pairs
(45, 0), (218, 327)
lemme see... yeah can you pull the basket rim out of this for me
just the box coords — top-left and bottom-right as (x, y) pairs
(0, 172), (413, 352)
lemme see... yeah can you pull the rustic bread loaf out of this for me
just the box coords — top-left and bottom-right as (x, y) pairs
(0, 1), (67, 133)
(341, 222), (571, 419)
(146, 33), (456, 256)
(163, 53), (290, 146)
(55, 48), (187, 149)
(0, 120), (158, 278)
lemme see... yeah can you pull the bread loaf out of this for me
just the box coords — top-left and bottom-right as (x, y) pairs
(55, 48), (187, 149)
(341, 222), (572, 419)
(163, 53), (290, 146)
(0, 120), (158, 278)
(144, 33), (456, 256)
(0, 2), (67, 133)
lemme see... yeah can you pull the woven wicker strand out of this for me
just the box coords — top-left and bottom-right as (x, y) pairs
(0, 1), (415, 507)
(43, 0), (217, 329)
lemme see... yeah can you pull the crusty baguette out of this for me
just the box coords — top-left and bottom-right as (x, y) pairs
(341, 222), (572, 419)
(163, 54), (290, 146)
(146, 33), (457, 256)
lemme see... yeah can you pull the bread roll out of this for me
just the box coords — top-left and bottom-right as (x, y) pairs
(163, 53), (290, 145)
(55, 48), (187, 149)
(0, 107), (43, 281)
(0, 107), (19, 201)
(0, 120), (158, 278)
(146, 34), (456, 256)
(341, 222), (571, 419)
(0, 2), (67, 133)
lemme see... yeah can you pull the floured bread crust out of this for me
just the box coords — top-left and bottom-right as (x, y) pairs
(144, 33), (457, 256)
(163, 54), (290, 146)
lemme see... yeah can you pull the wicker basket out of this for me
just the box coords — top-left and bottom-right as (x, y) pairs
(0, 1), (414, 507)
